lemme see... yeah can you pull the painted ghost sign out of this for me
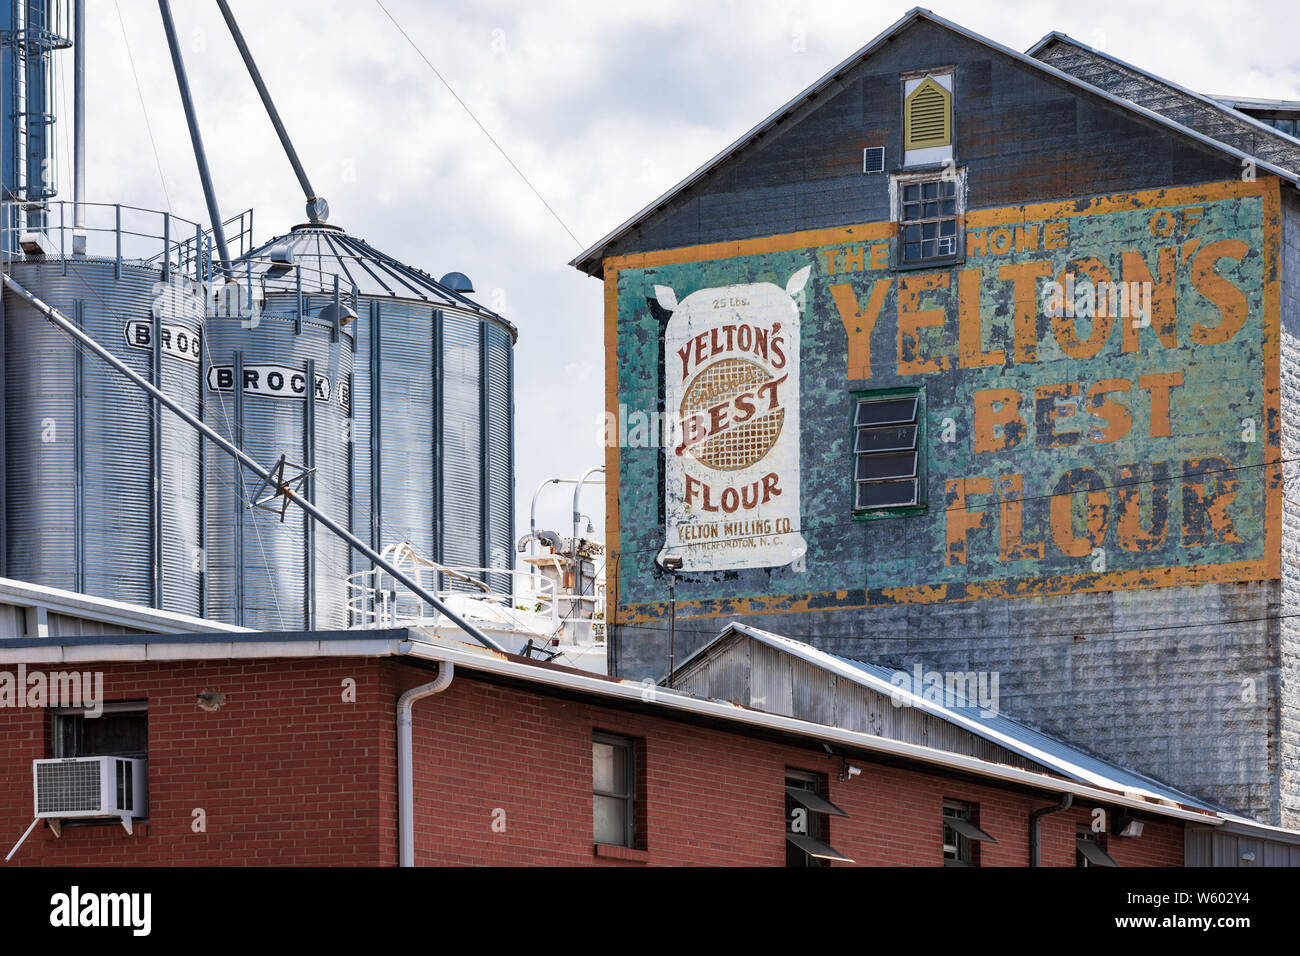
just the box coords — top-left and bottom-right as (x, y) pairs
(605, 179), (1281, 624)
(655, 268), (810, 570)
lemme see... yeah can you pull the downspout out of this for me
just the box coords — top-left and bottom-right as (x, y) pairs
(1029, 793), (1073, 867)
(397, 663), (454, 867)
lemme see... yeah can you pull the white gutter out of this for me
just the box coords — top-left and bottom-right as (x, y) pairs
(403, 634), (1223, 827)
(0, 636), (410, 665)
(397, 663), (454, 867)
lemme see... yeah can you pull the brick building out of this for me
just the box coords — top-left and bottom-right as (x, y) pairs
(7, 628), (1295, 867)
(572, 9), (1300, 829)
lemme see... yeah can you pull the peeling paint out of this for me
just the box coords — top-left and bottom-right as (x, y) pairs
(606, 179), (1283, 625)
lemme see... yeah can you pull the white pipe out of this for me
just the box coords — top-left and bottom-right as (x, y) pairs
(571, 467), (604, 547)
(72, 0), (86, 254)
(397, 663), (454, 867)
(5, 818), (42, 862)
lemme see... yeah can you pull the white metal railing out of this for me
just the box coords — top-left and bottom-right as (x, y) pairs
(0, 199), (254, 278)
(1, 199), (360, 308)
(346, 541), (559, 635)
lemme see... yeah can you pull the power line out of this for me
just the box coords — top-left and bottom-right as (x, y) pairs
(373, 0), (585, 249)
(114, 0), (173, 212)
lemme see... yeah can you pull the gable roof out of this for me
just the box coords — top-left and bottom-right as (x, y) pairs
(671, 621), (1220, 813)
(571, 7), (1300, 278)
(1028, 32), (1300, 170)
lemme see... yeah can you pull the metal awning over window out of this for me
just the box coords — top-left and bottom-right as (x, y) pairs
(945, 816), (998, 843)
(785, 786), (849, 817)
(785, 833), (855, 863)
(1076, 838), (1120, 867)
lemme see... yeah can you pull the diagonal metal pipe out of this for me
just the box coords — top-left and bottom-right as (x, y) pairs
(1, 270), (507, 653)
(214, 0), (326, 223)
(157, 0), (233, 276)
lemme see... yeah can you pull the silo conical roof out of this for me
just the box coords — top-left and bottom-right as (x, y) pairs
(241, 222), (512, 333)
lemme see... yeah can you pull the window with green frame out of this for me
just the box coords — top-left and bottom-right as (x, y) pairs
(852, 389), (924, 513)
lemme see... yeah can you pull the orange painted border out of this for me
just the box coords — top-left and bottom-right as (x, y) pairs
(616, 560), (1272, 625)
(603, 267), (621, 626)
(601, 178), (1283, 629)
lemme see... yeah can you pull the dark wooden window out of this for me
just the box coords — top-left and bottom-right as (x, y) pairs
(900, 178), (958, 264)
(592, 733), (636, 848)
(785, 769), (852, 866)
(54, 702), (147, 760)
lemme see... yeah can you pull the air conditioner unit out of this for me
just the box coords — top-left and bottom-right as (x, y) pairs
(32, 757), (148, 835)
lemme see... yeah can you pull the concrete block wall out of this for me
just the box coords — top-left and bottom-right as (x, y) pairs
(1279, 191), (1300, 829)
(616, 579), (1279, 823)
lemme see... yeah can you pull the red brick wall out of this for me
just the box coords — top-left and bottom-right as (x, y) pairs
(400, 662), (1186, 867)
(0, 655), (1186, 866)
(0, 658), (394, 866)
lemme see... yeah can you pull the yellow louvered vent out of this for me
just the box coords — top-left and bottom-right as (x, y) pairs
(904, 76), (951, 150)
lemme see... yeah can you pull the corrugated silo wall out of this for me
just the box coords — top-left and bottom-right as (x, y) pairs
(350, 299), (514, 602)
(485, 322), (514, 593)
(3, 259), (203, 616)
(203, 311), (353, 630)
(440, 311), (483, 585)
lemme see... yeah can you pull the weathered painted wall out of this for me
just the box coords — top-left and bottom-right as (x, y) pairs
(605, 179), (1287, 822)
(619, 581), (1280, 822)
(611, 180), (1280, 617)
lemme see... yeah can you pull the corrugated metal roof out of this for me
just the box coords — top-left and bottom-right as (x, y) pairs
(241, 223), (508, 324)
(1212, 96), (1300, 112)
(1027, 32), (1300, 155)
(676, 622), (1221, 813)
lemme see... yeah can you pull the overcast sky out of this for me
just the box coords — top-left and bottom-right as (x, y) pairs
(70, 0), (1298, 557)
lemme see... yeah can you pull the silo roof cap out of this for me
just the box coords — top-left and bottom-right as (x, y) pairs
(240, 222), (511, 331)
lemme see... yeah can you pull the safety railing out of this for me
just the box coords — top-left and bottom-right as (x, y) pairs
(1, 199), (360, 323)
(346, 541), (558, 636)
(0, 199), (255, 284)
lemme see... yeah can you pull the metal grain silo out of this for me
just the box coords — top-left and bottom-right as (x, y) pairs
(240, 222), (515, 615)
(202, 302), (354, 631)
(2, 255), (204, 615)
